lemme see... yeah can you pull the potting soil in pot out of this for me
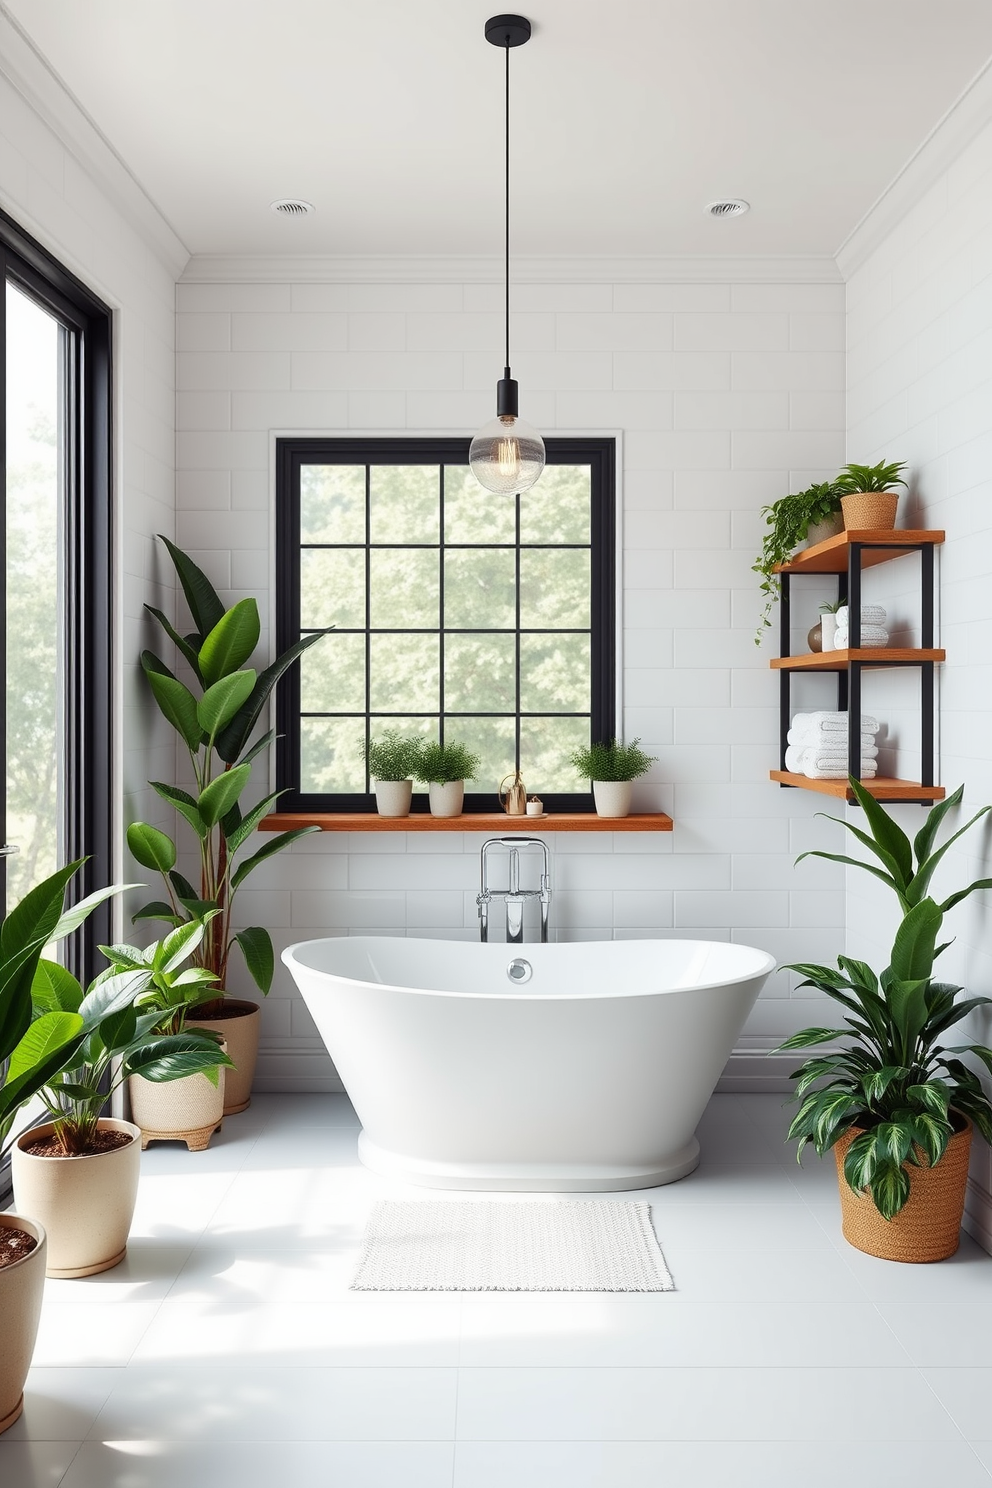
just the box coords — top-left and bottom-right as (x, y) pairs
(0, 1228), (37, 1268)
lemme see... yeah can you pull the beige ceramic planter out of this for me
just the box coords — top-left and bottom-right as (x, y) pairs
(11, 1119), (141, 1279)
(187, 1000), (260, 1114)
(429, 780), (464, 817)
(0, 1213), (46, 1433)
(593, 780), (632, 818)
(374, 779), (413, 817)
(129, 1060), (225, 1151)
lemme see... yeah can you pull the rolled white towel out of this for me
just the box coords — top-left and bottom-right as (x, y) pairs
(790, 711), (880, 736)
(836, 604), (887, 627)
(834, 626), (889, 648)
(788, 727), (876, 748)
(803, 761), (878, 781)
(784, 743), (807, 772)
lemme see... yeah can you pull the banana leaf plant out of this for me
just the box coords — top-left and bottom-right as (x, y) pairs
(127, 537), (323, 1017)
(31, 918), (233, 1156)
(0, 861), (129, 1155)
(780, 781), (992, 1219)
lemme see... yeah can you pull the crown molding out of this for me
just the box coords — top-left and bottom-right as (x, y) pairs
(180, 253), (843, 285)
(837, 54), (992, 280)
(0, 4), (189, 278)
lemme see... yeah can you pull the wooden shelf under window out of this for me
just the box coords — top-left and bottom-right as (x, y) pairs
(771, 647), (945, 671)
(259, 811), (674, 834)
(769, 772), (945, 803)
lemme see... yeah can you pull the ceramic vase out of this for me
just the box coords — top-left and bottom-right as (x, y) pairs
(593, 780), (632, 818)
(373, 779), (413, 818)
(429, 781), (464, 817)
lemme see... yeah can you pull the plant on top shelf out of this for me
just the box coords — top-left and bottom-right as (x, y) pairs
(362, 730), (425, 819)
(752, 480), (843, 644)
(778, 779), (992, 1260)
(127, 537), (322, 1028)
(569, 737), (657, 819)
(416, 739), (481, 819)
(834, 460), (907, 496)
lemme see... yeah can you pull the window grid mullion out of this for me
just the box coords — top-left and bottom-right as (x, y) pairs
(363, 463), (371, 792)
(438, 464), (445, 751)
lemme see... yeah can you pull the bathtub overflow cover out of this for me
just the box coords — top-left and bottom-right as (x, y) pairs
(507, 958), (533, 984)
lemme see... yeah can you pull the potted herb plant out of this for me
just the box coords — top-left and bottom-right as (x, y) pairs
(12, 919), (230, 1275)
(779, 780), (992, 1261)
(753, 481), (843, 643)
(127, 537), (322, 1115)
(417, 740), (481, 818)
(834, 459), (907, 531)
(568, 737), (657, 818)
(362, 730), (424, 818)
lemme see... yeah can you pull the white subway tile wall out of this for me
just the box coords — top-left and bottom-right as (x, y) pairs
(176, 270), (847, 1093)
(846, 114), (992, 1246)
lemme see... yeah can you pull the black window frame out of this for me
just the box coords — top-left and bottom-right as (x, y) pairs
(275, 435), (616, 813)
(0, 207), (114, 983)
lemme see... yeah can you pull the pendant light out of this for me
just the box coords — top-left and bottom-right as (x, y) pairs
(469, 14), (546, 496)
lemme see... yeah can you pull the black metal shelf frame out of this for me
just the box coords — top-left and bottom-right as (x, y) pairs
(778, 540), (938, 804)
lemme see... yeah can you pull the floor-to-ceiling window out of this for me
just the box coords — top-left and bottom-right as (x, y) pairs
(0, 210), (113, 981)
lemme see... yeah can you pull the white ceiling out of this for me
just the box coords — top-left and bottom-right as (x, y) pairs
(6, 0), (992, 260)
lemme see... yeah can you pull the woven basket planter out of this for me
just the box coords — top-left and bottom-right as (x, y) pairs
(834, 1118), (972, 1262)
(129, 1058), (225, 1152)
(841, 491), (899, 530)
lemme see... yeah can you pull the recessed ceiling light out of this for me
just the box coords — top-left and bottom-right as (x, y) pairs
(705, 199), (750, 218)
(270, 199), (315, 218)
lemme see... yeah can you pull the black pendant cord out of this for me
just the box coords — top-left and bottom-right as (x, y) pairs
(504, 36), (511, 378)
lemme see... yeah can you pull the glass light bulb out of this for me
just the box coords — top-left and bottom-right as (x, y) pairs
(469, 414), (545, 495)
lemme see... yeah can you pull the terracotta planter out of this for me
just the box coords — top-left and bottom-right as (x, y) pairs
(11, 1119), (141, 1278)
(373, 779), (413, 818)
(834, 1118), (972, 1262)
(129, 1059), (225, 1152)
(0, 1213), (46, 1433)
(593, 780), (632, 818)
(428, 780), (464, 817)
(841, 491), (899, 531)
(187, 999), (260, 1114)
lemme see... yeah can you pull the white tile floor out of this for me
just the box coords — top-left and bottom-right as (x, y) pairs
(4, 1092), (992, 1487)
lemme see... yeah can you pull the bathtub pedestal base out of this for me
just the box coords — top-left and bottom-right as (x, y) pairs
(357, 1131), (701, 1192)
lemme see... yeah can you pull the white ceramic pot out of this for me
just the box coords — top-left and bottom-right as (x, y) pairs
(429, 780), (464, 817)
(820, 612), (838, 650)
(804, 512), (844, 548)
(0, 1213), (46, 1433)
(11, 1119), (141, 1279)
(129, 1059), (225, 1152)
(593, 780), (633, 818)
(373, 779), (413, 818)
(186, 999), (260, 1114)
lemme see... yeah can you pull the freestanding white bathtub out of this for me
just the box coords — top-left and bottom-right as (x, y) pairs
(282, 936), (775, 1192)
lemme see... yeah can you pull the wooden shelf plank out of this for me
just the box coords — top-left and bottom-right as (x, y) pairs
(259, 811), (674, 834)
(770, 771), (945, 802)
(771, 647), (945, 670)
(775, 529), (944, 575)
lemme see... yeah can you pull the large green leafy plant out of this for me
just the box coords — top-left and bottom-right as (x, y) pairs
(30, 919), (232, 1156)
(127, 538), (321, 1015)
(0, 862), (121, 1155)
(780, 781), (992, 1219)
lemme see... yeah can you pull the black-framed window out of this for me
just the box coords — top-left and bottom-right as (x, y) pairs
(0, 208), (113, 981)
(275, 437), (616, 812)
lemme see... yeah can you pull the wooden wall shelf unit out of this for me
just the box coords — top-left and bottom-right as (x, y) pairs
(259, 812), (674, 834)
(771, 529), (945, 806)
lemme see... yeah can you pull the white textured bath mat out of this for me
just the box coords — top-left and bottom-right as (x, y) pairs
(351, 1200), (674, 1292)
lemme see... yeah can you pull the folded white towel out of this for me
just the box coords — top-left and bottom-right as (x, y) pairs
(788, 728), (876, 748)
(836, 604), (887, 627)
(806, 748), (878, 770)
(803, 762), (878, 781)
(791, 711), (879, 734)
